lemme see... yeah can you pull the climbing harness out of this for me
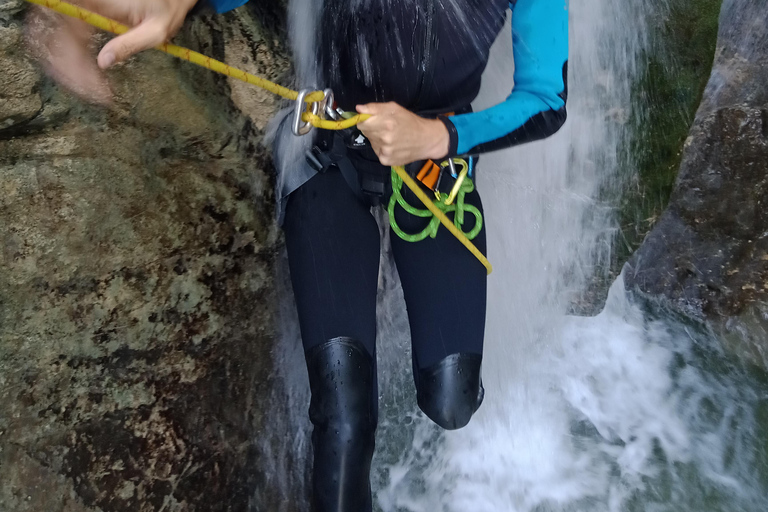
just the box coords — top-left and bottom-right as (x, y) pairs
(27, 0), (492, 275)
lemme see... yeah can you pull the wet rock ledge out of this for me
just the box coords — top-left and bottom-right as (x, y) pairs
(0, 0), (294, 510)
(625, 0), (768, 365)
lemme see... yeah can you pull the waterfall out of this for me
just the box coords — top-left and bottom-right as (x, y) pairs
(263, 1), (768, 511)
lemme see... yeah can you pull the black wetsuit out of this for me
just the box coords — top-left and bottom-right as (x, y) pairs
(320, 0), (508, 114)
(279, 0), (568, 377)
(205, 1), (568, 510)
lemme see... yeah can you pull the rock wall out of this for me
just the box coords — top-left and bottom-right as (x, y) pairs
(0, 1), (297, 510)
(624, 0), (768, 364)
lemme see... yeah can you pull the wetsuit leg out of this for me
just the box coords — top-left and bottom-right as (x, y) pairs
(283, 169), (380, 512)
(389, 183), (487, 430)
(305, 337), (377, 512)
(283, 169), (380, 355)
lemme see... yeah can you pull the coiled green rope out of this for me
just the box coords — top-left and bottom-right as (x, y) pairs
(388, 169), (483, 242)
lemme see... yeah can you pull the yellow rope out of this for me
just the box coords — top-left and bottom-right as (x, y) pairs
(24, 0), (326, 101)
(27, 0), (492, 274)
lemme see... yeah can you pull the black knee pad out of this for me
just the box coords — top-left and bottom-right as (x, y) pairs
(416, 353), (484, 430)
(305, 337), (377, 512)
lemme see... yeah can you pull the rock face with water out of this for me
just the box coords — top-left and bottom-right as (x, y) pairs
(625, 0), (768, 360)
(0, 2), (294, 510)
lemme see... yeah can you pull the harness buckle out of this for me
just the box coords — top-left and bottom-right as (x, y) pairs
(306, 146), (330, 173)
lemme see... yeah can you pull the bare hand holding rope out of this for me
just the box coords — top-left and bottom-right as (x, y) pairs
(27, 0), (197, 103)
(357, 102), (450, 166)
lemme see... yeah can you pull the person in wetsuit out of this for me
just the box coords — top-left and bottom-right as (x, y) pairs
(34, 1), (568, 510)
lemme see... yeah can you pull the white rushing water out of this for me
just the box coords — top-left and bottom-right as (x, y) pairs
(265, 1), (768, 511)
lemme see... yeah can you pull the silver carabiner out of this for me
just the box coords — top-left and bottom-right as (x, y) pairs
(318, 88), (340, 121)
(447, 157), (458, 178)
(292, 89), (319, 136)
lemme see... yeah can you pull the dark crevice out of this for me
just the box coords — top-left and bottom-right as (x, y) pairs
(0, 103), (48, 140)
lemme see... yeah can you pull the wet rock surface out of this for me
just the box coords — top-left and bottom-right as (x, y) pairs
(625, 0), (768, 364)
(0, 23), (42, 129)
(1, 2), (297, 510)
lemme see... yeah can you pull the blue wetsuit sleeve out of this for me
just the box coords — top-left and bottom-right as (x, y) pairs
(197, 0), (249, 14)
(440, 0), (569, 156)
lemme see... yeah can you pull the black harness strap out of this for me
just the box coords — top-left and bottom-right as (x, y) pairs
(306, 130), (392, 206)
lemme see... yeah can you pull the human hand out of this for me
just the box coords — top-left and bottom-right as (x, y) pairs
(27, 8), (111, 104)
(356, 102), (450, 166)
(26, 0), (198, 104)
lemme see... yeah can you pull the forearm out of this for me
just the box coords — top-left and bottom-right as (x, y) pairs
(441, 73), (568, 156)
(441, 0), (569, 157)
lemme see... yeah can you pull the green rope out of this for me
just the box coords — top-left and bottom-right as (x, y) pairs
(388, 168), (483, 242)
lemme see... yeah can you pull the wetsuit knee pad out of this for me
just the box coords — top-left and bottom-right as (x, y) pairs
(306, 337), (378, 429)
(416, 353), (484, 431)
(305, 337), (377, 512)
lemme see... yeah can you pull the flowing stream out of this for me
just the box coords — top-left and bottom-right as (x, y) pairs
(266, 1), (768, 510)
